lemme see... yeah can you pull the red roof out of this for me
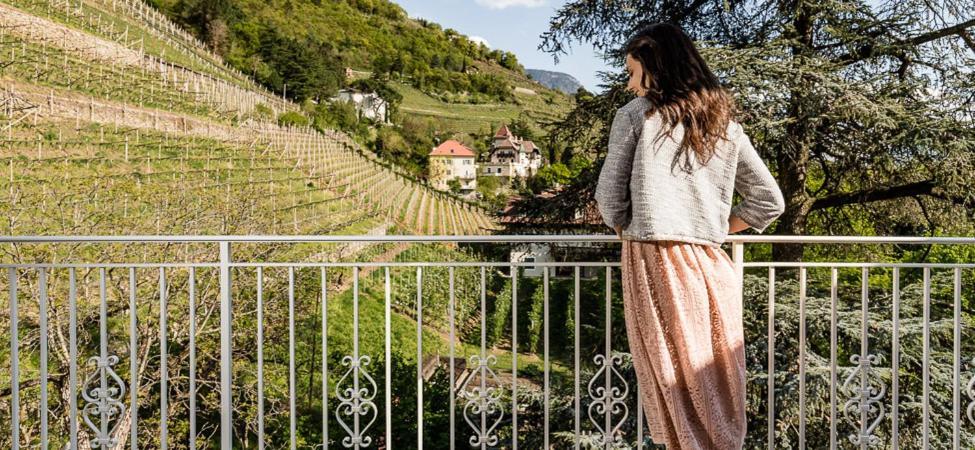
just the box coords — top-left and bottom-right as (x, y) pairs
(494, 125), (512, 139)
(496, 138), (517, 149)
(430, 140), (476, 157)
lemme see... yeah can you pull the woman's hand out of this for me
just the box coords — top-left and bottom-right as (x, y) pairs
(614, 225), (623, 239)
(727, 214), (751, 234)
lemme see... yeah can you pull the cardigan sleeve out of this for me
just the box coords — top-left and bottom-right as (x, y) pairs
(595, 108), (639, 230)
(729, 127), (786, 233)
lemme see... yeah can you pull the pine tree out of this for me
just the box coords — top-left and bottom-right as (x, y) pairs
(527, 0), (975, 261)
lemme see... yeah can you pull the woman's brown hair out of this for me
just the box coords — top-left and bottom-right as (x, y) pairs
(624, 23), (737, 170)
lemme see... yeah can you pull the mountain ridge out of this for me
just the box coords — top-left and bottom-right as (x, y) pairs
(526, 68), (584, 95)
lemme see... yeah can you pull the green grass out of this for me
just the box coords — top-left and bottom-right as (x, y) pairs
(392, 80), (574, 137)
(6, 0), (254, 88)
(2, 38), (232, 122)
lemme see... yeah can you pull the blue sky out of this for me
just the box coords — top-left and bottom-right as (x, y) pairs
(395, 0), (614, 92)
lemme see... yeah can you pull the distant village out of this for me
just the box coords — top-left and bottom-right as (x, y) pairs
(428, 124), (542, 197)
(330, 68), (545, 203)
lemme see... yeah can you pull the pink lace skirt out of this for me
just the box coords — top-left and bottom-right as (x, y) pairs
(621, 239), (746, 450)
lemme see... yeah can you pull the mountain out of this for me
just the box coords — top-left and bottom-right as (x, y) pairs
(154, 0), (573, 107)
(153, 0), (576, 182)
(525, 69), (584, 95)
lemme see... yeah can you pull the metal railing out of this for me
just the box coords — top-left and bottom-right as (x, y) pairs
(1, 235), (974, 449)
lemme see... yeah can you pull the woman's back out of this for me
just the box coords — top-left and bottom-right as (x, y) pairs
(606, 22), (785, 450)
(595, 95), (785, 246)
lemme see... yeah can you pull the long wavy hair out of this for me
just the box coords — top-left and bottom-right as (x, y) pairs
(624, 23), (737, 170)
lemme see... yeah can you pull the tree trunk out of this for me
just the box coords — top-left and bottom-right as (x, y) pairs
(772, 3), (816, 263)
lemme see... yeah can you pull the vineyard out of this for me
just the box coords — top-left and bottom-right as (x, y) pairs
(0, 0), (497, 241)
(0, 0), (512, 447)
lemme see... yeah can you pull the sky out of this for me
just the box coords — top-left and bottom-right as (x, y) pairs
(395, 0), (615, 92)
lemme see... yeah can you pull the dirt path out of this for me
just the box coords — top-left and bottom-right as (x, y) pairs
(0, 3), (143, 66)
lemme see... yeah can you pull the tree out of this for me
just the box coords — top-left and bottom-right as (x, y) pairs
(447, 178), (462, 194)
(169, 0), (240, 53)
(255, 28), (343, 102)
(348, 75), (403, 121)
(529, 162), (572, 193)
(277, 111), (310, 127)
(507, 116), (535, 142)
(529, 0), (975, 261)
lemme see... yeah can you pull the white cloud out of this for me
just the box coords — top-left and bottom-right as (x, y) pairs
(474, 0), (546, 9)
(469, 36), (491, 48)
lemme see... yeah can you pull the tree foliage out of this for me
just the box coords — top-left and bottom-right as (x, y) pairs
(159, 0), (520, 103)
(522, 0), (975, 261)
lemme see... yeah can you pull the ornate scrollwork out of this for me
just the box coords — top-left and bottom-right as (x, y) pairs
(586, 352), (629, 447)
(81, 355), (127, 449)
(458, 354), (505, 447)
(841, 354), (886, 447)
(966, 356), (975, 426)
(335, 354), (378, 448)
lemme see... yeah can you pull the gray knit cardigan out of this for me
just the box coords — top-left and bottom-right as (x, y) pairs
(594, 96), (785, 247)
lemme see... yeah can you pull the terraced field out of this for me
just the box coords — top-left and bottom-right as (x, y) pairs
(393, 79), (574, 137)
(0, 2), (509, 447)
(0, 1), (498, 240)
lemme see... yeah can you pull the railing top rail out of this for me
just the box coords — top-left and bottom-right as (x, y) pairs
(0, 235), (973, 244)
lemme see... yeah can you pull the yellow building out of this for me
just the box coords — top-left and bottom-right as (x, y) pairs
(429, 140), (477, 193)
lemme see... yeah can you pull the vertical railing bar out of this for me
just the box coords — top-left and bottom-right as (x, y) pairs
(160, 268), (168, 450)
(891, 267), (900, 450)
(257, 267), (265, 450)
(99, 269), (109, 448)
(511, 266), (518, 450)
(859, 267), (868, 450)
(767, 267), (775, 450)
(10, 263), (28, 450)
(416, 266), (423, 450)
(952, 267), (961, 449)
(732, 242), (744, 286)
(8, 268), (17, 450)
(70, 268), (79, 450)
(543, 266), (550, 449)
(353, 267), (361, 447)
(129, 268), (137, 450)
(39, 268), (49, 450)
(574, 266), (580, 450)
(289, 266), (296, 450)
(637, 387), (644, 449)
(799, 266), (806, 449)
(922, 267), (930, 448)
(384, 267), (392, 450)
(352, 266), (361, 448)
(449, 266), (455, 450)
(7, 267), (20, 450)
(189, 267), (197, 450)
(480, 266), (487, 450)
(604, 266), (612, 446)
(322, 268), (329, 450)
(219, 241), (232, 449)
(829, 267), (837, 450)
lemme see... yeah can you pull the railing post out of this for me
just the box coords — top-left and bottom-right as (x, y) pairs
(219, 241), (233, 448)
(732, 241), (744, 287)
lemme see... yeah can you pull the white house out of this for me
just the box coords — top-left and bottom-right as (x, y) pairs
(499, 191), (604, 279)
(480, 124), (542, 179)
(429, 140), (477, 193)
(332, 88), (390, 124)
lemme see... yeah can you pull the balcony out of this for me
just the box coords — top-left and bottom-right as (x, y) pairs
(1, 235), (973, 449)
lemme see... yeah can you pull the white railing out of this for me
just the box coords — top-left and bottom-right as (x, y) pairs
(1, 235), (974, 449)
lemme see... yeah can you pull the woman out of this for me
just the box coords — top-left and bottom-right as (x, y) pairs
(594, 23), (786, 449)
